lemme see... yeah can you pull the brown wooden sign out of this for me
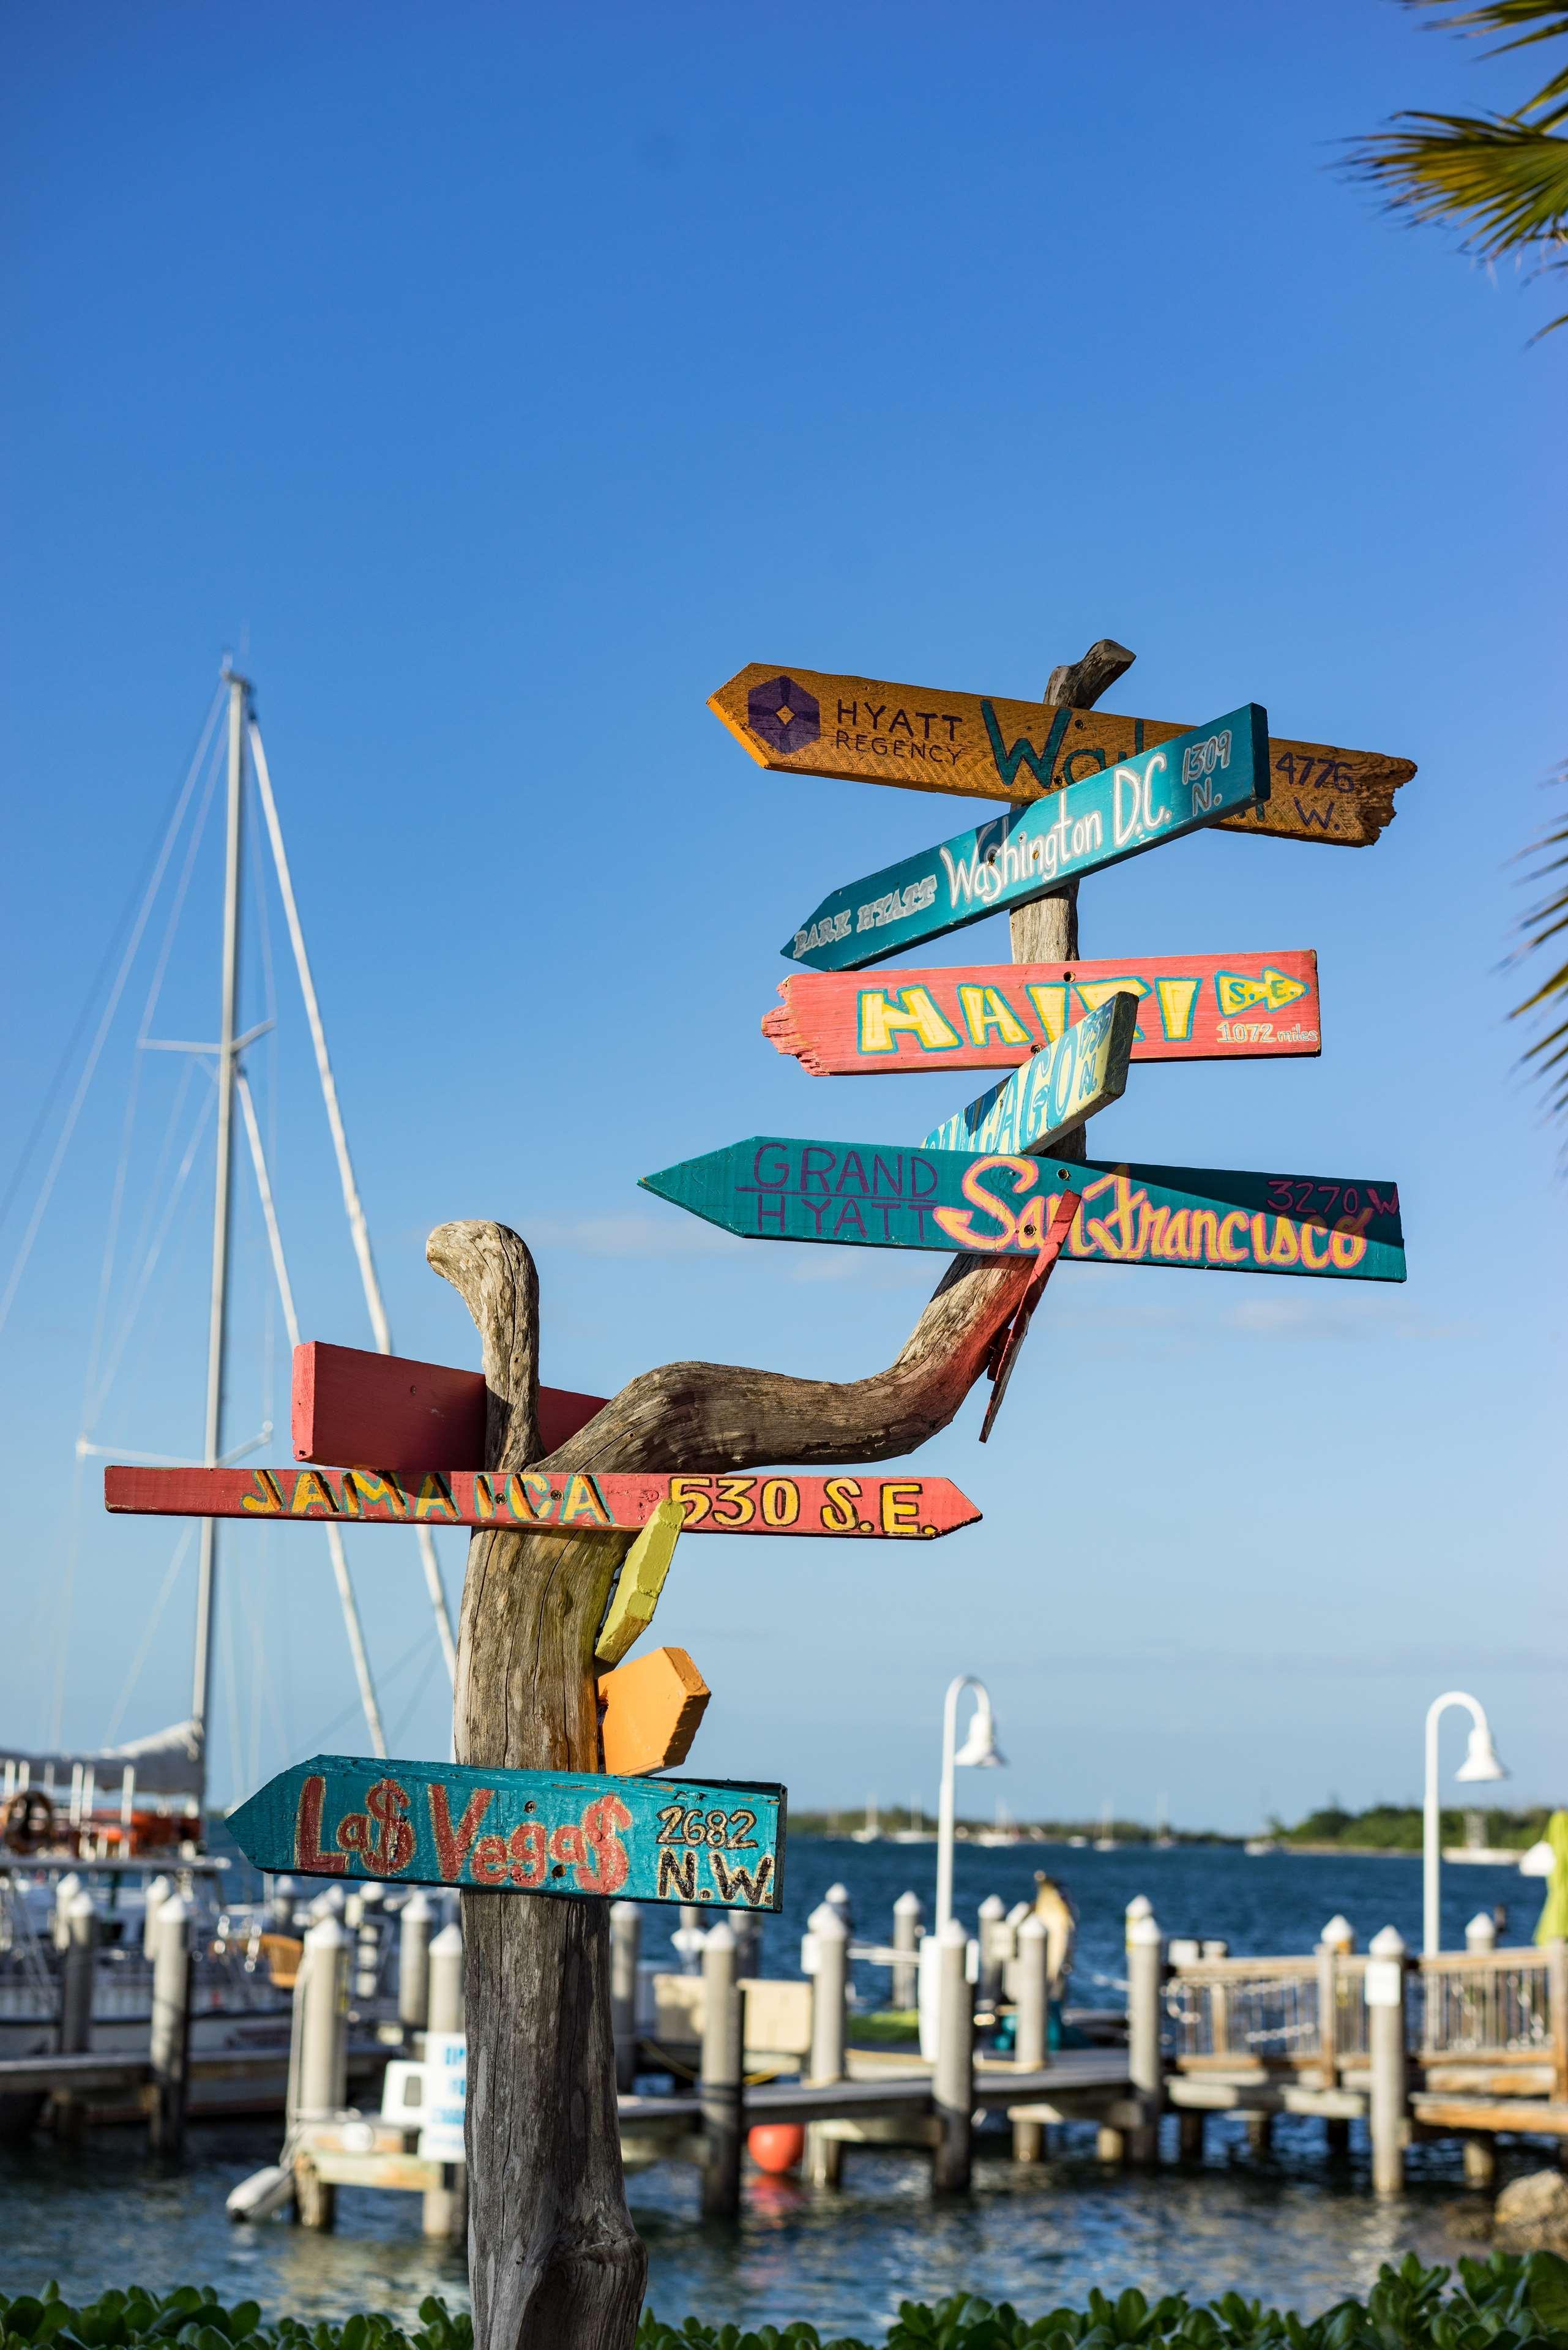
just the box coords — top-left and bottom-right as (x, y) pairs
(764, 950), (1322, 1074)
(709, 662), (1413, 847)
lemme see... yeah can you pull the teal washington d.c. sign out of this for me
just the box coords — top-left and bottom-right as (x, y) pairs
(640, 1141), (1405, 1281)
(785, 706), (1269, 971)
(228, 1754), (786, 1910)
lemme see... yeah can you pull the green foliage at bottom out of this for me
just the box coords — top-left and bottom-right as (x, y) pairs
(2, 2258), (1567, 2350)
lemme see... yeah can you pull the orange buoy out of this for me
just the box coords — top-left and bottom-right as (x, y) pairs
(747, 2122), (805, 2174)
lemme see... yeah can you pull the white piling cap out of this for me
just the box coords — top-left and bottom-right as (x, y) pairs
(1368, 1923), (1406, 1958)
(305, 1911), (348, 1950)
(824, 1882), (851, 1906)
(1005, 1900), (1031, 1926)
(893, 1889), (924, 1915)
(808, 1900), (849, 1938)
(1320, 1914), (1354, 1950)
(1016, 1910), (1047, 1940)
(977, 1894), (1006, 1920)
(937, 1915), (968, 1948)
(609, 1899), (641, 1922)
(430, 1920), (463, 1955)
(1125, 1893), (1153, 1922)
(400, 1892), (433, 1922)
(1127, 1912), (1163, 1947)
(1466, 1911), (1497, 1941)
(704, 1920), (736, 1953)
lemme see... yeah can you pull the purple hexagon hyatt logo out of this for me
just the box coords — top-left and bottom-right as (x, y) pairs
(748, 675), (820, 757)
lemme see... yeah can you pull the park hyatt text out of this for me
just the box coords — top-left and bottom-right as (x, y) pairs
(785, 708), (1269, 970)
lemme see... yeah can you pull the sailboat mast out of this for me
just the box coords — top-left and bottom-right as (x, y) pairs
(190, 667), (248, 1797)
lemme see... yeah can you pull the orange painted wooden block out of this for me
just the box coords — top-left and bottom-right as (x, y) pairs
(291, 1341), (606, 1473)
(103, 1464), (982, 1538)
(709, 662), (1414, 847)
(764, 951), (1322, 1074)
(597, 1645), (710, 1776)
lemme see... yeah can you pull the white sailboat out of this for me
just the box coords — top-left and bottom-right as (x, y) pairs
(0, 667), (447, 2116)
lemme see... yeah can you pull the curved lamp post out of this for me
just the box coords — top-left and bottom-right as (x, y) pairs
(1424, 1690), (1506, 1956)
(935, 1674), (1006, 1934)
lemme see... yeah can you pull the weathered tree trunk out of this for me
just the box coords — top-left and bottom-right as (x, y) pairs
(430, 638), (1133, 2350)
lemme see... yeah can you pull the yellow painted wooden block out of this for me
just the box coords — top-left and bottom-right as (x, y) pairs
(597, 1645), (709, 1776)
(595, 1498), (682, 1664)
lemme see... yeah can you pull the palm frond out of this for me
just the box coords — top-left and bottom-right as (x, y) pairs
(1350, 111), (1568, 250)
(1511, 789), (1568, 1118)
(1399, 1), (1568, 115)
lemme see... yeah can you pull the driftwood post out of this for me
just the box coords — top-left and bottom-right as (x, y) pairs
(431, 640), (1133, 2350)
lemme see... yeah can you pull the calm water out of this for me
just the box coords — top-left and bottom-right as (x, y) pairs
(0, 1841), (1537, 2336)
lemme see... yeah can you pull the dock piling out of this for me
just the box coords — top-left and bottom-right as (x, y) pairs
(294, 1914), (348, 2229)
(610, 1901), (641, 2090)
(976, 1894), (1007, 2009)
(1012, 1911), (1048, 2162)
(148, 1892), (192, 2158)
(805, 1901), (848, 2187)
(932, 1917), (973, 2193)
(699, 1921), (744, 2218)
(422, 1918), (467, 2243)
(892, 1890), (922, 2011)
(1367, 1924), (1408, 2196)
(1127, 1909), (1164, 2163)
(397, 1892), (433, 2028)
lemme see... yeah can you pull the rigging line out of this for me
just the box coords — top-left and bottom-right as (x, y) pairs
(305, 1623), (435, 1750)
(236, 1069), (387, 1759)
(84, 1072), (217, 1431)
(387, 1635), (448, 1750)
(0, 688), (226, 1344)
(104, 1528), (195, 1743)
(248, 716), (458, 1688)
(80, 1055), (196, 1447)
(0, 684), (225, 1241)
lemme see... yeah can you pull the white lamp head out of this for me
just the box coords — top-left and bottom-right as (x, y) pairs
(953, 1690), (1006, 1769)
(1456, 1723), (1507, 1784)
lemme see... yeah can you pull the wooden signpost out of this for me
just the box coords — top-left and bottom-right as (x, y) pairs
(293, 1340), (607, 1471)
(763, 949), (1321, 1072)
(227, 1754), (785, 1909)
(104, 1462), (982, 1538)
(785, 707), (1268, 970)
(106, 631), (1416, 2350)
(641, 1140), (1406, 1280)
(922, 991), (1137, 1158)
(710, 661), (1415, 847)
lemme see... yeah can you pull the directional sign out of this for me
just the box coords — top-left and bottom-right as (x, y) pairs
(227, 1754), (785, 1910)
(785, 709), (1267, 971)
(641, 1140), (1406, 1281)
(709, 662), (1414, 848)
(104, 1463), (982, 1538)
(292, 1341), (607, 1473)
(923, 992), (1137, 1158)
(763, 950), (1322, 1074)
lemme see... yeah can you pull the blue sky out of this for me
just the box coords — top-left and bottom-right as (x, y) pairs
(2, 2), (1562, 1833)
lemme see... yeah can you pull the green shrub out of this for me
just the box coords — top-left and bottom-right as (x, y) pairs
(2, 2259), (1566, 2350)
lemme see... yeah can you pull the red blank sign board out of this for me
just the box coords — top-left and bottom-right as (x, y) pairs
(292, 1342), (607, 1474)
